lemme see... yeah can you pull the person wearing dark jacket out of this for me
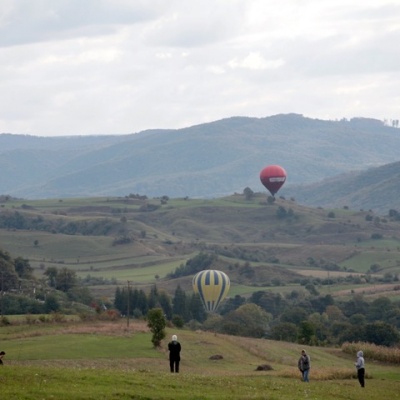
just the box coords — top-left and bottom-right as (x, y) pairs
(298, 349), (311, 382)
(0, 351), (5, 365)
(355, 350), (365, 387)
(168, 335), (181, 373)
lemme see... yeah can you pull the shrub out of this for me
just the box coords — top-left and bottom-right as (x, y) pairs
(147, 308), (166, 347)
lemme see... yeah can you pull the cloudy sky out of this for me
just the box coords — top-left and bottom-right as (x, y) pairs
(0, 0), (399, 136)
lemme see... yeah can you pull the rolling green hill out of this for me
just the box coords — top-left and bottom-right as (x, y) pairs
(2, 114), (400, 206)
(290, 161), (400, 214)
(1, 194), (400, 300)
(1, 320), (400, 400)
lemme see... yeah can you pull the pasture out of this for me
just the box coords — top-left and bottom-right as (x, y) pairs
(1, 319), (399, 399)
(2, 194), (400, 301)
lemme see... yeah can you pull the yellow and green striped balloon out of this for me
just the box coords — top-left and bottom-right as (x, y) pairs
(192, 270), (230, 312)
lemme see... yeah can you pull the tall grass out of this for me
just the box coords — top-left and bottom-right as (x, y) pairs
(342, 342), (400, 364)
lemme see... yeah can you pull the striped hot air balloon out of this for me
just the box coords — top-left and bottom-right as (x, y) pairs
(192, 270), (230, 312)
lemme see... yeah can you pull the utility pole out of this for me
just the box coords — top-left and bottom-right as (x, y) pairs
(127, 280), (131, 330)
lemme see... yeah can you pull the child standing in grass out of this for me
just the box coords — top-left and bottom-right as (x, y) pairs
(355, 350), (365, 387)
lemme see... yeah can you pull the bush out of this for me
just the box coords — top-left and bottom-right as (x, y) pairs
(147, 308), (166, 347)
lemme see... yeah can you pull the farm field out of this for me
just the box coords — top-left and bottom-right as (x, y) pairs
(1, 319), (400, 400)
(1, 194), (400, 301)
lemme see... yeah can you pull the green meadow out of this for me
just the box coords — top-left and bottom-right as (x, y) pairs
(2, 196), (400, 398)
(2, 194), (400, 302)
(1, 319), (400, 399)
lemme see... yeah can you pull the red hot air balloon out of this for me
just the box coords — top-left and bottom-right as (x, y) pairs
(260, 165), (287, 196)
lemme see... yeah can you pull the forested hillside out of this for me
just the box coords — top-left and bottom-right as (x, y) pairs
(2, 114), (400, 207)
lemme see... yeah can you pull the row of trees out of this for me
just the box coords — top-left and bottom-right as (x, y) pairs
(114, 285), (207, 325)
(0, 210), (116, 235)
(113, 283), (400, 347)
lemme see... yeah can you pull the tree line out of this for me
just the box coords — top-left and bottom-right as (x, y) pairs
(112, 283), (400, 347)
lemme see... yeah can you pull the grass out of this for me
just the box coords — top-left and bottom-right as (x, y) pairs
(1, 320), (400, 399)
(3, 366), (399, 400)
(2, 195), (400, 300)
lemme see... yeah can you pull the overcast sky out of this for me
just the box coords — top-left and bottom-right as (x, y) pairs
(0, 0), (399, 136)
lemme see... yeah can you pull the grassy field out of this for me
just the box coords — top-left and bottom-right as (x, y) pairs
(1, 319), (399, 399)
(2, 195), (400, 301)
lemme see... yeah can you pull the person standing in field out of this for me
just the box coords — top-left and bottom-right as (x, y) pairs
(168, 335), (181, 373)
(0, 351), (5, 365)
(355, 350), (365, 387)
(298, 349), (311, 382)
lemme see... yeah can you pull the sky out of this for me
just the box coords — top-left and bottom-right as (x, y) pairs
(0, 0), (399, 137)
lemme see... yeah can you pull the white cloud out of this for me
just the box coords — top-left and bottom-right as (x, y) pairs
(228, 53), (285, 70)
(0, 0), (399, 136)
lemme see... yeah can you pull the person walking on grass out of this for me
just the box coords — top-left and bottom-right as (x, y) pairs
(168, 335), (181, 373)
(0, 351), (5, 365)
(355, 350), (365, 388)
(298, 349), (311, 382)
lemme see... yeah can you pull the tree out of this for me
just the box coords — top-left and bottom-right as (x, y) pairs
(55, 267), (77, 292)
(305, 283), (319, 296)
(148, 285), (159, 310)
(188, 293), (207, 322)
(219, 303), (271, 338)
(298, 320), (316, 345)
(243, 187), (254, 200)
(44, 267), (58, 288)
(249, 291), (286, 318)
(219, 294), (246, 315)
(280, 306), (308, 325)
(276, 206), (288, 219)
(158, 291), (173, 320)
(0, 250), (19, 290)
(67, 286), (93, 305)
(44, 293), (60, 313)
(367, 297), (393, 323)
(270, 322), (298, 342)
(147, 308), (166, 347)
(14, 257), (33, 279)
(172, 285), (189, 321)
(363, 322), (400, 346)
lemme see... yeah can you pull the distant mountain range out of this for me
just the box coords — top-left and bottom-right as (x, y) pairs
(1, 114), (400, 213)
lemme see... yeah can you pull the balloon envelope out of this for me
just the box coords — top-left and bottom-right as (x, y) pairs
(192, 270), (230, 312)
(260, 165), (287, 196)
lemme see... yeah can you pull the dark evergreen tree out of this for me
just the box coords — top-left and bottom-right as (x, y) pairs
(189, 293), (207, 322)
(249, 291), (286, 318)
(148, 285), (159, 310)
(159, 291), (173, 320)
(137, 289), (149, 316)
(172, 285), (189, 321)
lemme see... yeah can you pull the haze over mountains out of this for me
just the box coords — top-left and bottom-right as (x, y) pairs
(1, 113), (400, 213)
